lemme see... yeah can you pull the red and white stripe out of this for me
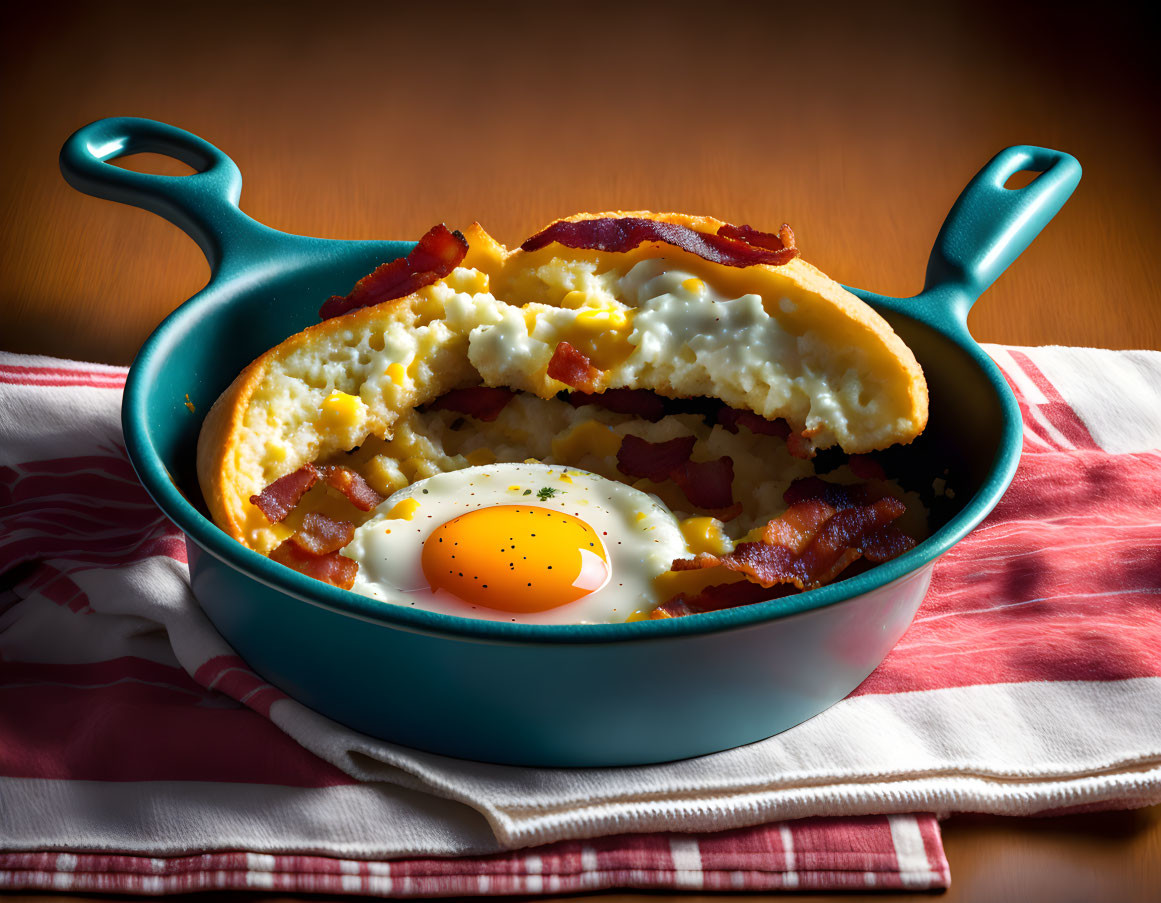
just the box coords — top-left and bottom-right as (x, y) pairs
(3, 346), (1161, 895)
(0, 361), (126, 390)
(0, 815), (948, 895)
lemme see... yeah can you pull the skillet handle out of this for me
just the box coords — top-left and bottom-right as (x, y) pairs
(60, 117), (283, 275)
(921, 145), (1082, 320)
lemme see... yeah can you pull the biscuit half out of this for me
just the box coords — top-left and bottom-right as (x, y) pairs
(197, 211), (928, 552)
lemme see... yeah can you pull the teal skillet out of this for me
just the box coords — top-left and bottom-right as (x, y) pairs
(60, 118), (1081, 766)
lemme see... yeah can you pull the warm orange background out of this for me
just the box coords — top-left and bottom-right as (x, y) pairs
(2, 1), (1159, 901)
(3, 1), (1160, 364)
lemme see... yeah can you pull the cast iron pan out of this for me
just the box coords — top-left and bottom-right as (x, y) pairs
(59, 118), (1080, 766)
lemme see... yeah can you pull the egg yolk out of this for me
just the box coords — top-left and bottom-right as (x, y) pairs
(420, 505), (609, 613)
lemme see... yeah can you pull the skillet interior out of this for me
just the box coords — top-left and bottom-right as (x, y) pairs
(145, 251), (992, 622)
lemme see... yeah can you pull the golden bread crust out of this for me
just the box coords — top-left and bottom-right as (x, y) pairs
(516, 210), (927, 434)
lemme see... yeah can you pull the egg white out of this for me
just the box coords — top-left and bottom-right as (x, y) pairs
(343, 462), (687, 624)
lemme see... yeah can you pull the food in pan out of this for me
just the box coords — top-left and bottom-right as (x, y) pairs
(197, 212), (929, 622)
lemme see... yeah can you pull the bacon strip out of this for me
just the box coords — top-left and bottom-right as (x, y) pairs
(783, 476), (875, 508)
(289, 512), (356, 556)
(318, 224), (469, 320)
(251, 462), (385, 524)
(778, 477), (915, 563)
(716, 407), (791, 439)
(616, 434), (738, 515)
(653, 580), (795, 618)
(429, 387), (516, 423)
(616, 435), (696, 483)
(270, 540), (358, 590)
(249, 464), (320, 523)
(566, 388), (666, 422)
(716, 222), (796, 255)
(759, 497), (836, 551)
(547, 341), (603, 392)
(672, 500), (903, 590)
(671, 478), (914, 591)
(671, 456), (736, 511)
(322, 465), (385, 511)
(861, 526), (918, 562)
(520, 217), (799, 268)
(786, 431), (814, 460)
(848, 454), (887, 481)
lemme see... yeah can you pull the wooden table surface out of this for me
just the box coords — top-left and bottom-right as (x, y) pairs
(3, 1), (1159, 901)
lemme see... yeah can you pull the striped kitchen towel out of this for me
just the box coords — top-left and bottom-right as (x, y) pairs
(3, 345), (1161, 893)
(0, 818), (944, 895)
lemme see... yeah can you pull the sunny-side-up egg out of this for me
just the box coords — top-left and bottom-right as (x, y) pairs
(342, 462), (690, 624)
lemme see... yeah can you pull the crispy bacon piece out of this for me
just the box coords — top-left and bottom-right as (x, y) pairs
(848, 454), (887, 481)
(716, 222), (796, 256)
(547, 341), (603, 392)
(783, 476), (875, 508)
(318, 224), (469, 319)
(861, 526), (917, 562)
(289, 512), (356, 556)
(786, 431), (814, 460)
(616, 434), (738, 516)
(654, 580), (794, 618)
(671, 456), (736, 511)
(760, 497), (836, 550)
(270, 540), (358, 590)
(429, 387), (516, 423)
(671, 478), (913, 591)
(520, 217), (799, 268)
(251, 462), (384, 524)
(777, 479), (913, 561)
(566, 388), (666, 422)
(716, 407), (791, 439)
(250, 464), (320, 523)
(616, 435), (696, 484)
(322, 465), (385, 512)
